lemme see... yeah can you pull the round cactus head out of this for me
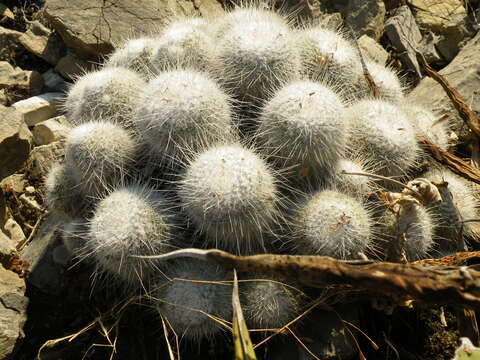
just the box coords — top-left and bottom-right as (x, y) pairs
(329, 156), (377, 197)
(239, 274), (302, 330)
(150, 18), (218, 75)
(64, 67), (146, 129)
(155, 259), (232, 341)
(65, 121), (138, 198)
(296, 26), (363, 102)
(217, 14), (300, 106)
(357, 61), (404, 103)
(292, 190), (373, 259)
(347, 100), (420, 181)
(178, 144), (281, 254)
(87, 185), (176, 286)
(45, 163), (86, 220)
(104, 37), (157, 79)
(255, 80), (347, 188)
(135, 69), (236, 171)
(61, 218), (89, 257)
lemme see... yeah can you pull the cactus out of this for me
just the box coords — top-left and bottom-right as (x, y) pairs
(239, 274), (301, 330)
(87, 185), (176, 285)
(44, 163), (86, 220)
(255, 80), (347, 188)
(291, 189), (373, 259)
(216, 12), (300, 105)
(104, 37), (157, 79)
(357, 61), (404, 103)
(329, 156), (377, 197)
(135, 69), (236, 171)
(347, 100), (420, 181)
(177, 144), (281, 254)
(155, 259), (232, 340)
(150, 18), (219, 75)
(61, 218), (89, 256)
(296, 26), (363, 102)
(64, 67), (146, 129)
(64, 121), (138, 198)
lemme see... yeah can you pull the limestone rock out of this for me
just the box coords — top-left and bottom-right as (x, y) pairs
(385, 6), (422, 76)
(358, 34), (389, 65)
(18, 21), (66, 65)
(408, 31), (480, 141)
(419, 31), (443, 65)
(344, 0), (386, 40)
(2, 218), (26, 248)
(11, 92), (63, 126)
(0, 264), (27, 359)
(0, 61), (44, 95)
(54, 52), (92, 80)
(33, 115), (71, 145)
(0, 26), (22, 62)
(0, 106), (32, 180)
(409, 0), (467, 34)
(0, 174), (27, 194)
(26, 141), (65, 179)
(43, 0), (223, 58)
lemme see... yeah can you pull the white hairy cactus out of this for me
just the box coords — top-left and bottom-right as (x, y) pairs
(61, 218), (89, 256)
(296, 26), (363, 102)
(423, 168), (479, 252)
(239, 274), (301, 330)
(177, 144), (281, 254)
(329, 156), (377, 197)
(347, 100), (420, 181)
(255, 80), (347, 187)
(64, 121), (138, 198)
(104, 37), (157, 78)
(150, 18), (219, 75)
(64, 67), (146, 129)
(217, 13), (300, 105)
(291, 190), (373, 259)
(134, 70), (236, 170)
(45, 163), (86, 220)
(156, 259), (232, 340)
(356, 61), (404, 103)
(381, 198), (435, 261)
(87, 185), (176, 285)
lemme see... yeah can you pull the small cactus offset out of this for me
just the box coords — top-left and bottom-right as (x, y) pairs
(41, 3), (480, 357)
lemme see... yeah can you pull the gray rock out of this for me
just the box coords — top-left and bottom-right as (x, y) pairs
(2, 218), (26, 248)
(0, 26), (22, 62)
(33, 115), (71, 146)
(21, 215), (64, 294)
(18, 21), (66, 65)
(0, 264), (27, 359)
(408, 31), (480, 141)
(0, 89), (6, 105)
(436, 23), (470, 62)
(11, 92), (63, 126)
(0, 188), (5, 229)
(385, 6), (422, 77)
(419, 31), (443, 64)
(0, 61), (44, 95)
(409, 0), (467, 34)
(358, 34), (389, 65)
(43, 0), (223, 58)
(26, 141), (65, 180)
(0, 230), (15, 260)
(344, 0), (386, 40)
(42, 69), (68, 92)
(0, 106), (32, 181)
(54, 52), (93, 80)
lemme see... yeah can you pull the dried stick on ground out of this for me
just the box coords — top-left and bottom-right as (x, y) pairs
(136, 249), (480, 310)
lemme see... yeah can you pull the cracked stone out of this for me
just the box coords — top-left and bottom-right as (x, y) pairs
(26, 141), (65, 180)
(33, 115), (71, 146)
(0, 105), (32, 181)
(43, 0), (223, 58)
(0, 61), (44, 95)
(19, 21), (66, 65)
(344, 0), (386, 40)
(0, 26), (22, 62)
(11, 92), (63, 126)
(409, 0), (467, 34)
(3, 218), (26, 248)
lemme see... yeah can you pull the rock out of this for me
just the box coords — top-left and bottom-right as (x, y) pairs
(0, 61), (44, 95)
(344, 0), (386, 40)
(419, 31), (443, 65)
(2, 218), (26, 248)
(33, 115), (71, 146)
(11, 92), (63, 126)
(0, 174), (27, 194)
(385, 6), (422, 77)
(358, 34), (389, 65)
(436, 24), (470, 62)
(0, 188), (5, 228)
(25, 141), (65, 179)
(409, 0), (467, 34)
(43, 0), (222, 58)
(0, 264), (27, 359)
(18, 21), (66, 65)
(54, 52), (92, 80)
(408, 31), (480, 141)
(0, 229), (15, 259)
(0, 26), (22, 62)
(21, 215), (64, 294)
(42, 69), (68, 92)
(24, 186), (35, 195)
(0, 106), (32, 181)
(0, 89), (6, 105)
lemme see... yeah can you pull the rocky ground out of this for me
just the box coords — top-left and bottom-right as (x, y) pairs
(1, 0), (480, 359)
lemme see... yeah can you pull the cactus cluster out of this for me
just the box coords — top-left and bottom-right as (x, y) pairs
(44, 2), (478, 349)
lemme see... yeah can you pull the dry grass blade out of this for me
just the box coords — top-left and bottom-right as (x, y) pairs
(419, 135), (480, 184)
(232, 270), (257, 360)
